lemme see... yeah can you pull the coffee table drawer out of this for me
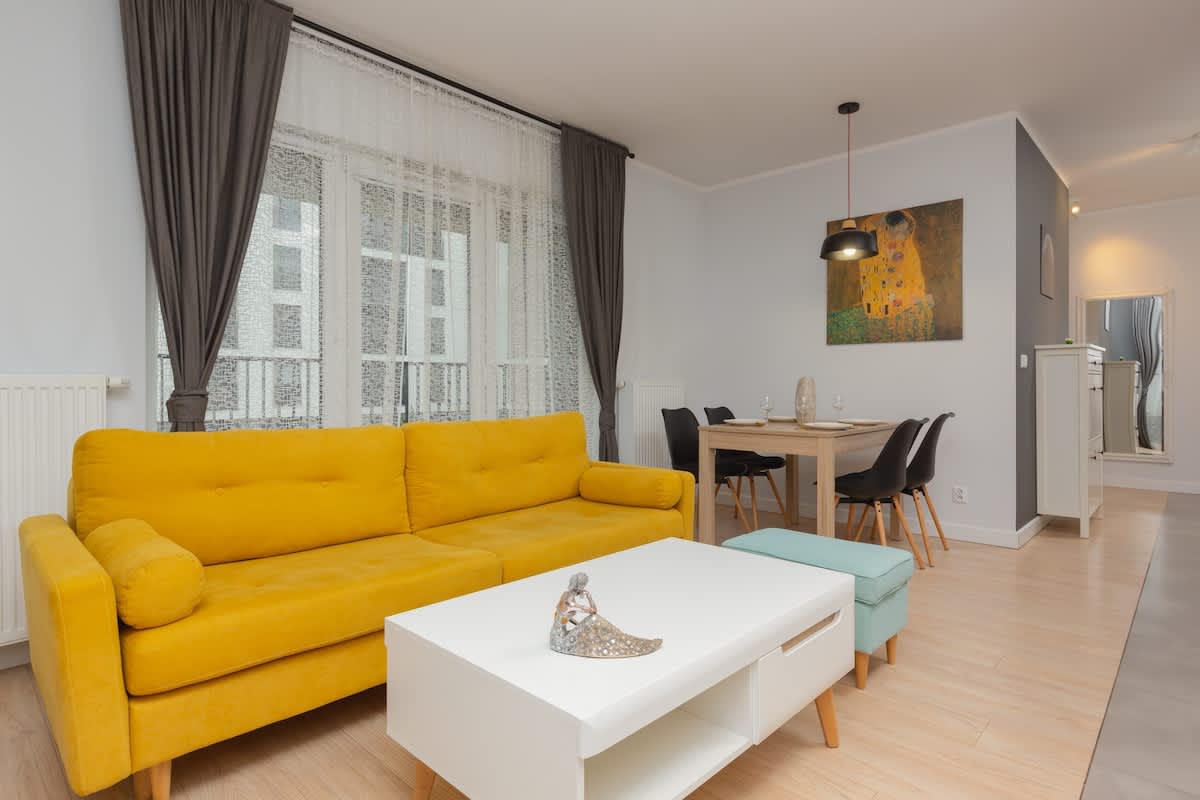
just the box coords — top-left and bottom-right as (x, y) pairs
(752, 602), (854, 743)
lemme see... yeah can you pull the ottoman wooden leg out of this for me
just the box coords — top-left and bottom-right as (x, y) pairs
(814, 687), (839, 748)
(854, 651), (870, 689)
(411, 760), (436, 800)
(886, 635), (898, 665)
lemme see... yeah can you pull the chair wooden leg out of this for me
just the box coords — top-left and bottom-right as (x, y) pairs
(726, 478), (752, 532)
(749, 476), (760, 530)
(765, 470), (787, 517)
(133, 761), (171, 800)
(911, 491), (936, 567)
(713, 482), (721, 498)
(853, 505), (870, 541)
(732, 476), (743, 518)
(891, 496), (925, 570)
(813, 687), (839, 747)
(921, 487), (950, 550)
(411, 759), (436, 800)
(872, 501), (887, 547)
(886, 635), (898, 665)
(843, 502), (855, 539)
(854, 651), (870, 689)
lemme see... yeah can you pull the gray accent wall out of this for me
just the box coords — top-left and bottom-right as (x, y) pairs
(1015, 120), (1070, 529)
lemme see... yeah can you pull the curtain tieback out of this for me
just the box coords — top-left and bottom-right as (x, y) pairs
(166, 389), (210, 423)
(599, 409), (617, 431)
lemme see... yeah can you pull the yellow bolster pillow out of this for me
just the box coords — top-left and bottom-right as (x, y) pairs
(579, 466), (683, 510)
(83, 519), (204, 629)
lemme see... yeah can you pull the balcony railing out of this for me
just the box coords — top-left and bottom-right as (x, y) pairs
(155, 354), (547, 430)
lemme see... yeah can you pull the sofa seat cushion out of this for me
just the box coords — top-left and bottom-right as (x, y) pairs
(722, 528), (914, 606)
(121, 534), (500, 696)
(416, 498), (685, 582)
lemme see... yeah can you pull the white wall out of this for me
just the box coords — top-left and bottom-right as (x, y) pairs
(0, 0), (148, 428)
(1070, 195), (1200, 494)
(617, 162), (705, 460)
(672, 115), (1020, 542)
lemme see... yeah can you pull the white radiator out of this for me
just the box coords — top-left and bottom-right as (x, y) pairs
(0, 375), (108, 645)
(632, 382), (685, 468)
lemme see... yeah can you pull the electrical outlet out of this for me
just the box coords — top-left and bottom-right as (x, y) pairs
(1019, 353), (1028, 369)
(952, 486), (968, 504)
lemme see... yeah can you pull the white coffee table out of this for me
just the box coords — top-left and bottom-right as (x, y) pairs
(385, 537), (854, 800)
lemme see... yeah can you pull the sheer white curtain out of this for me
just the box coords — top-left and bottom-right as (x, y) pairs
(155, 29), (598, 449)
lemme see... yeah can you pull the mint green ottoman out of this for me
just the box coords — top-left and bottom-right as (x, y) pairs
(722, 528), (915, 689)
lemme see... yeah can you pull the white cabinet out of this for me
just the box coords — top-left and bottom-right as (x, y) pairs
(1036, 344), (1104, 538)
(1103, 361), (1141, 454)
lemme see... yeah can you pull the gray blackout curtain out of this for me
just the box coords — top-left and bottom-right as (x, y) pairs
(562, 125), (628, 461)
(1131, 296), (1162, 449)
(121, 0), (293, 431)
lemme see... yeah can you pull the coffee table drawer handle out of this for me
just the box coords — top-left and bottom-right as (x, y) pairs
(781, 612), (838, 654)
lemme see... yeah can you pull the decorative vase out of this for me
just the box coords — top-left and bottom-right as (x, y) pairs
(795, 377), (816, 423)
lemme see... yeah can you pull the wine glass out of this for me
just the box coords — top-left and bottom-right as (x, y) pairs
(760, 394), (773, 420)
(832, 394), (845, 418)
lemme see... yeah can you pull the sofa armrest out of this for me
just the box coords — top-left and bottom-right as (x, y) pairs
(580, 463), (695, 539)
(20, 514), (130, 795)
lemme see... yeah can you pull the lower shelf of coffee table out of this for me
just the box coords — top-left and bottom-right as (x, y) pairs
(584, 707), (751, 800)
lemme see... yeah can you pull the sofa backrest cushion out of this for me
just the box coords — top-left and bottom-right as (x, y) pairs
(404, 411), (590, 530)
(73, 426), (409, 565)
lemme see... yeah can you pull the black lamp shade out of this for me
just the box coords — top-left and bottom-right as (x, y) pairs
(820, 225), (878, 261)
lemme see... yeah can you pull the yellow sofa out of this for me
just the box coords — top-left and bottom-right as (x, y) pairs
(19, 411), (694, 798)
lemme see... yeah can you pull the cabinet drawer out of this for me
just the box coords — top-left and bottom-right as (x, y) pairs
(751, 604), (853, 744)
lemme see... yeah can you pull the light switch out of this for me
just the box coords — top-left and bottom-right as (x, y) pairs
(1019, 353), (1028, 369)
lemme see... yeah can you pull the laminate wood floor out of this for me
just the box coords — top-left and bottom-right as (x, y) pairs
(1, 487), (1165, 799)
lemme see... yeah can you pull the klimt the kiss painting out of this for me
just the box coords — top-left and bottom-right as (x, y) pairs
(826, 198), (963, 344)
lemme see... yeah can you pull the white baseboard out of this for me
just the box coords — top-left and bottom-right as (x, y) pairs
(715, 495), (1033, 549)
(1104, 477), (1200, 494)
(0, 641), (30, 671)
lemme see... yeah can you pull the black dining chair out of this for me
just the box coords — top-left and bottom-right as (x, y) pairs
(703, 406), (787, 530)
(661, 408), (753, 532)
(835, 418), (928, 569)
(901, 411), (955, 566)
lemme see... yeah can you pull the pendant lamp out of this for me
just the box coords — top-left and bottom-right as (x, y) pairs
(820, 102), (878, 261)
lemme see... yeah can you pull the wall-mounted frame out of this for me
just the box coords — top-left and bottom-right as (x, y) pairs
(1076, 289), (1174, 464)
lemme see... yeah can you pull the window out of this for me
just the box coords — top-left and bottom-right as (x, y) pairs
(430, 269), (446, 307)
(273, 304), (302, 349)
(152, 30), (596, 445)
(222, 304), (239, 349)
(429, 317), (446, 356)
(274, 359), (301, 406)
(274, 197), (301, 231)
(273, 245), (302, 290)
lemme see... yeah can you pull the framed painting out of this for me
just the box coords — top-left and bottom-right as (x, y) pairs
(826, 198), (963, 345)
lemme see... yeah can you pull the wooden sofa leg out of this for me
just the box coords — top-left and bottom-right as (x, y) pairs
(132, 761), (171, 800)
(854, 651), (870, 689)
(814, 688), (839, 747)
(412, 759), (436, 800)
(886, 635), (898, 665)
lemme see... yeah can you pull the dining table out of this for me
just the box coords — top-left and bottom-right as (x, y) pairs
(696, 419), (898, 544)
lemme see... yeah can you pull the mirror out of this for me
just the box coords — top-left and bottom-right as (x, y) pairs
(1082, 294), (1167, 458)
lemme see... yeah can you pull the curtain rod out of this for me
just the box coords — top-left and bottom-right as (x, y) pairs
(292, 15), (635, 159)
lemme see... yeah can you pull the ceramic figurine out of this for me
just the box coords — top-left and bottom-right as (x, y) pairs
(549, 573), (662, 658)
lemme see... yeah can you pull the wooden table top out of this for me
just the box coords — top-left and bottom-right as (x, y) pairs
(699, 420), (898, 438)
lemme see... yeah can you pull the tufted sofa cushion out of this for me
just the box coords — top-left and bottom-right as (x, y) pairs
(72, 426), (410, 565)
(403, 411), (591, 530)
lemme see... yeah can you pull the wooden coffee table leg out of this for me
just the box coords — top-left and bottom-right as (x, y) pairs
(412, 760), (436, 800)
(814, 687), (839, 748)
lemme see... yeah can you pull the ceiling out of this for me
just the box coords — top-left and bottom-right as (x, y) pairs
(292, 0), (1200, 211)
